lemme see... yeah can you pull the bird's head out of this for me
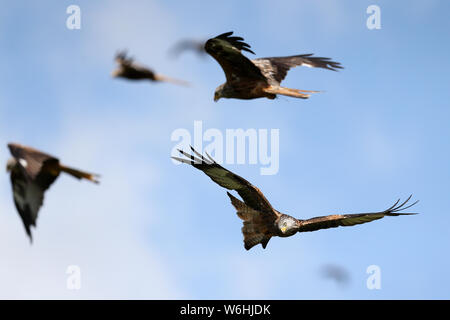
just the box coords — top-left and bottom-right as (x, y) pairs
(214, 85), (224, 102)
(6, 157), (16, 173)
(214, 84), (232, 102)
(278, 215), (299, 236)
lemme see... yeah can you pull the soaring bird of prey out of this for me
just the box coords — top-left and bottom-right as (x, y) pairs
(6, 143), (100, 242)
(173, 147), (418, 250)
(112, 50), (189, 86)
(320, 264), (351, 287)
(205, 31), (343, 101)
(169, 39), (207, 59)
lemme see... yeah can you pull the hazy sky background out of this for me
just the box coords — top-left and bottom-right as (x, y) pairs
(0, 0), (449, 299)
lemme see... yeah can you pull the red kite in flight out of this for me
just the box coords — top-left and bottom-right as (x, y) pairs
(205, 32), (342, 101)
(6, 143), (99, 242)
(173, 147), (418, 250)
(112, 50), (189, 86)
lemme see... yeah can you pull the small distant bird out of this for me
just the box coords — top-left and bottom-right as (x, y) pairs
(173, 147), (418, 250)
(169, 39), (207, 58)
(320, 264), (351, 286)
(112, 50), (189, 86)
(205, 31), (343, 101)
(6, 143), (99, 242)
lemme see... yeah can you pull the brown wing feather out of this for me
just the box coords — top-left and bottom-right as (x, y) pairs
(8, 143), (59, 182)
(204, 32), (266, 83)
(298, 196), (418, 233)
(169, 39), (207, 58)
(172, 146), (276, 214)
(253, 54), (343, 84)
(10, 168), (47, 242)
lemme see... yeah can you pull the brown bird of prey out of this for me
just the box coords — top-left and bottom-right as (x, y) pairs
(112, 50), (189, 86)
(6, 143), (99, 242)
(205, 31), (343, 101)
(173, 147), (418, 250)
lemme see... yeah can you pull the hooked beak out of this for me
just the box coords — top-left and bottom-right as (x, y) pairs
(280, 226), (287, 233)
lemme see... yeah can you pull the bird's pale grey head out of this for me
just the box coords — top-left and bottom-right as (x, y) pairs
(214, 84), (224, 102)
(6, 157), (17, 172)
(214, 84), (234, 102)
(278, 215), (299, 236)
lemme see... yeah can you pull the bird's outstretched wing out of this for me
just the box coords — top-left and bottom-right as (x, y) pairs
(8, 143), (59, 184)
(252, 54), (343, 84)
(172, 146), (275, 213)
(8, 143), (57, 242)
(204, 31), (266, 83)
(298, 196), (418, 232)
(10, 169), (45, 242)
(169, 39), (206, 58)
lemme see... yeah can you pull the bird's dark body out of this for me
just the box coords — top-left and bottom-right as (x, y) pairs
(118, 65), (156, 81)
(112, 51), (188, 86)
(221, 82), (275, 100)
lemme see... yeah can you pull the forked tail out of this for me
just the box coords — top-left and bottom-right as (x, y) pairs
(154, 74), (190, 87)
(227, 192), (272, 250)
(263, 85), (321, 99)
(59, 165), (100, 184)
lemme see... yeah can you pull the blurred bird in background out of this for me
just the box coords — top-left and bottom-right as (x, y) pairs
(112, 50), (190, 86)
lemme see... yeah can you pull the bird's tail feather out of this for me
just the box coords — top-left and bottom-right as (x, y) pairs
(263, 85), (321, 99)
(227, 192), (271, 250)
(59, 165), (100, 184)
(154, 74), (190, 87)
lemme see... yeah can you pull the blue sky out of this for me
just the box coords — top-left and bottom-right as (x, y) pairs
(0, 0), (449, 299)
